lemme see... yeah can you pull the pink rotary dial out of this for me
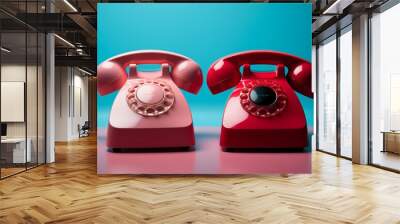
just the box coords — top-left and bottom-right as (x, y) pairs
(136, 84), (164, 104)
(126, 79), (175, 117)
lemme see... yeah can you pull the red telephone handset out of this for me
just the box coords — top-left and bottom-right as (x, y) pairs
(206, 50), (312, 149)
(207, 50), (312, 97)
(98, 50), (202, 149)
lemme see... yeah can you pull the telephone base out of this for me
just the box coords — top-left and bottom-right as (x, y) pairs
(106, 123), (195, 148)
(220, 125), (308, 149)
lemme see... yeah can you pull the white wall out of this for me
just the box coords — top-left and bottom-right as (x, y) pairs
(54, 67), (89, 141)
(55, 67), (69, 141)
(72, 73), (89, 138)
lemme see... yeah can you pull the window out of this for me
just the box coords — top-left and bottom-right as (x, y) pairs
(370, 3), (400, 171)
(0, 1), (46, 179)
(339, 27), (352, 158)
(316, 25), (353, 159)
(317, 35), (337, 154)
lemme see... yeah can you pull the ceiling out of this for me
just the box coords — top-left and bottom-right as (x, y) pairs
(0, 0), (97, 72)
(311, 0), (390, 44)
(0, 0), (393, 73)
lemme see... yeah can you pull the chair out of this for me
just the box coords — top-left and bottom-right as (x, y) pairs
(79, 121), (90, 138)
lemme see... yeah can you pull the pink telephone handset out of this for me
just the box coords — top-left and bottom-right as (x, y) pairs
(98, 50), (203, 149)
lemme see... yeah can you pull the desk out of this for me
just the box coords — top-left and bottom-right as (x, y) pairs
(382, 131), (400, 154)
(98, 127), (312, 174)
(1, 138), (31, 163)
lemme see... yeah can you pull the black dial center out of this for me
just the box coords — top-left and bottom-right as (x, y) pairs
(249, 86), (277, 106)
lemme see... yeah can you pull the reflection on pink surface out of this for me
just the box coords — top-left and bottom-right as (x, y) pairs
(97, 127), (311, 174)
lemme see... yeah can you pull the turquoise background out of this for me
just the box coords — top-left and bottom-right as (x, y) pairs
(98, 3), (312, 128)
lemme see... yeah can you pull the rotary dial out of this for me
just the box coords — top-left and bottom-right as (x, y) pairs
(126, 79), (175, 117)
(239, 80), (287, 118)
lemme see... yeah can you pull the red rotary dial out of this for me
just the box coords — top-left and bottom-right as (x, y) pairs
(239, 80), (287, 118)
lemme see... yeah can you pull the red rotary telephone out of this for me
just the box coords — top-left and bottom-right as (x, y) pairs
(207, 50), (312, 149)
(98, 50), (202, 149)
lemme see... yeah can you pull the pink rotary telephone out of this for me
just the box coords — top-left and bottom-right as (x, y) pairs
(98, 50), (203, 149)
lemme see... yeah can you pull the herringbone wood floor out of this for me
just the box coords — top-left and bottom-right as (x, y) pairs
(1, 134), (400, 224)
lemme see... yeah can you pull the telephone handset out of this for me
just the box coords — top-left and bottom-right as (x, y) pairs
(98, 50), (202, 96)
(207, 50), (312, 149)
(98, 50), (202, 149)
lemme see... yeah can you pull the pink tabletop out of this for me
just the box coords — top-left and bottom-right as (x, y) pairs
(97, 127), (311, 174)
